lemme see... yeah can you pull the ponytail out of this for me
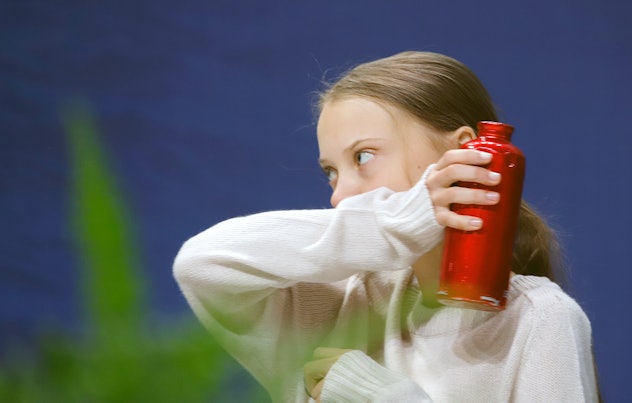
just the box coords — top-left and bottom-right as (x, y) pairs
(512, 201), (567, 286)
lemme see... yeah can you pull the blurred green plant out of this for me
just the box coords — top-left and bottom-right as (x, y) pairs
(0, 104), (267, 402)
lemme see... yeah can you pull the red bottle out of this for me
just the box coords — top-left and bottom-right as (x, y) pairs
(437, 121), (525, 311)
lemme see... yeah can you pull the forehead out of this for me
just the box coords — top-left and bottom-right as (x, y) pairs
(316, 97), (446, 165)
(317, 97), (432, 151)
(317, 98), (401, 143)
(318, 96), (397, 125)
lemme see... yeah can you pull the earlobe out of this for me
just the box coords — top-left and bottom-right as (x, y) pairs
(456, 126), (476, 146)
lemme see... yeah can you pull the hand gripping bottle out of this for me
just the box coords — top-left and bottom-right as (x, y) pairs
(437, 121), (525, 311)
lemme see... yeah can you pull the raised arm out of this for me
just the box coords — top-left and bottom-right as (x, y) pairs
(173, 166), (443, 396)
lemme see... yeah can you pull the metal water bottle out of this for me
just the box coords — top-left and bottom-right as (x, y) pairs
(437, 121), (525, 311)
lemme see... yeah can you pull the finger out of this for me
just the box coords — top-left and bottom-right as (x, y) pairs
(312, 380), (325, 402)
(435, 209), (484, 231)
(305, 348), (352, 396)
(312, 347), (350, 360)
(303, 357), (335, 392)
(431, 187), (500, 208)
(428, 164), (501, 190)
(434, 149), (492, 171)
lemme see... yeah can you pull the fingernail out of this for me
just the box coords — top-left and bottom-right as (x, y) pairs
(489, 171), (501, 181)
(486, 192), (499, 202)
(469, 218), (483, 228)
(479, 152), (492, 161)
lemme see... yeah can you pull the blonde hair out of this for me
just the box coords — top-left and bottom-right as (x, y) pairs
(317, 51), (565, 284)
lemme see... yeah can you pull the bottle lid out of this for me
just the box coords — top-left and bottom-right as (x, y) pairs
(477, 121), (514, 140)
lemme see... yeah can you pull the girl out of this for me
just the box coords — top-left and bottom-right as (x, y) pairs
(174, 51), (598, 402)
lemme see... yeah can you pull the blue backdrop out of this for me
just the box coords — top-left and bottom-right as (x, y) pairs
(2, 1), (630, 399)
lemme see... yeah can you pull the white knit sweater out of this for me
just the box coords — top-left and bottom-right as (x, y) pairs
(173, 169), (598, 402)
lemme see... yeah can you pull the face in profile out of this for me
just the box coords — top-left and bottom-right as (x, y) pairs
(317, 97), (447, 207)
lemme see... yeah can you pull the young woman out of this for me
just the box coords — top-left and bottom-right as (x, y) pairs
(174, 51), (598, 402)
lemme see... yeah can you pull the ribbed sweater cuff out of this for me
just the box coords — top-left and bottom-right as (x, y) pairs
(320, 350), (419, 402)
(372, 163), (444, 256)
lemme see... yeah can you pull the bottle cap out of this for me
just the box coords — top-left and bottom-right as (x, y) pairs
(478, 121), (514, 140)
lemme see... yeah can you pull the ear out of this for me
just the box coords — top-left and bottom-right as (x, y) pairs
(455, 126), (476, 146)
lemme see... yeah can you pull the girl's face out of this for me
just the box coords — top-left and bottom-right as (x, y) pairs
(317, 97), (449, 207)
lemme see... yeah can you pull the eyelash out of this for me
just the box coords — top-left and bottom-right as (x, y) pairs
(321, 150), (375, 183)
(322, 166), (337, 182)
(355, 150), (374, 165)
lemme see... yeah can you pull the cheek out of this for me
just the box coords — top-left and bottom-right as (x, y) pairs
(406, 166), (426, 189)
(405, 152), (440, 187)
(378, 165), (415, 192)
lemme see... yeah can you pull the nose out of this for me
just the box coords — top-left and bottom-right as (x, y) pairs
(330, 174), (362, 208)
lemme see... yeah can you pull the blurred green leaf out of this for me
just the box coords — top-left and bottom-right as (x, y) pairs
(63, 104), (144, 333)
(0, 103), (267, 402)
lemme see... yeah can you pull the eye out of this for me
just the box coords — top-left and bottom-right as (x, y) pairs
(322, 166), (338, 183)
(355, 150), (374, 165)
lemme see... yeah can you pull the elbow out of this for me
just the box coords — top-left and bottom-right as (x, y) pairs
(172, 229), (231, 288)
(172, 235), (209, 287)
(173, 240), (194, 286)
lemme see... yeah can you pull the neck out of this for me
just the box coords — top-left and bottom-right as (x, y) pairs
(413, 243), (444, 308)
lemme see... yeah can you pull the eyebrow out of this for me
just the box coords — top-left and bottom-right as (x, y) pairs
(317, 157), (331, 168)
(318, 137), (384, 166)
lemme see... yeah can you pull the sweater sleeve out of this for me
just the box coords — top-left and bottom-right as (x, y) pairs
(512, 283), (599, 402)
(173, 166), (443, 396)
(321, 350), (433, 402)
(174, 166), (441, 288)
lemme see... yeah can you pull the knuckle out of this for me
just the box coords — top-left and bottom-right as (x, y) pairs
(445, 186), (464, 203)
(425, 171), (439, 189)
(476, 167), (492, 183)
(446, 213), (465, 230)
(433, 188), (454, 207)
(435, 210), (449, 226)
